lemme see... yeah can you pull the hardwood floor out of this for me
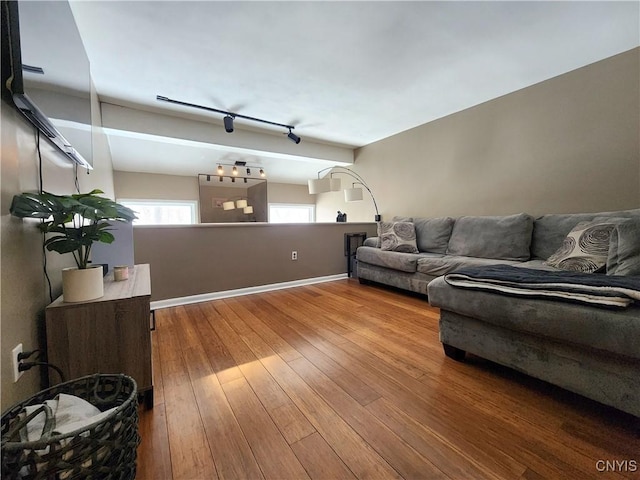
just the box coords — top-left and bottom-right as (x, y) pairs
(137, 279), (639, 479)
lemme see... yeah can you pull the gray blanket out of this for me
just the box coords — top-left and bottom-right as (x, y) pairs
(444, 265), (640, 308)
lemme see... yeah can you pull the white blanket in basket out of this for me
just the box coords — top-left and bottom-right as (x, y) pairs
(20, 393), (116, 442)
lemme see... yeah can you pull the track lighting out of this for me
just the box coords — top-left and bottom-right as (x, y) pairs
(200, 164), (265, 185)
(287, 129), (301, 144)
(224, 115), (234, 133)
(157, 95), (301, 144)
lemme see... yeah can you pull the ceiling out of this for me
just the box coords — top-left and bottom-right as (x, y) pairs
(64, 1), (638, 183)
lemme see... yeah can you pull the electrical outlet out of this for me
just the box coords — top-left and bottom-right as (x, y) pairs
(291, 251), (298, 261)
(12, 343), (23, 383)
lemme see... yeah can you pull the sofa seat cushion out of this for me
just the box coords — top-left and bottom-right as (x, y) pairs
(356, 246), (440, 273)
(417, 255), (520, 276)
(428, 276), (640, 360)
(446, 213), (533, 261)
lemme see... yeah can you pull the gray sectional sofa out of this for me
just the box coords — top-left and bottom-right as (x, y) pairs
(356, 209), (640, 416)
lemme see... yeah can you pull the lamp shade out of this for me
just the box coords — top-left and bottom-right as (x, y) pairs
(308, 178), (330, 194)
(345, 187), (364, 202)
(309, 177), (342, 194)
(236, 199), (248, 209)
(243, 206), (254, 214)
(222, 201), (235, 210)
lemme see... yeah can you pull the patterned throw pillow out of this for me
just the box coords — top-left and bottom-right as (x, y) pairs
(545, 220), (616, 273)
(379, 222), (419, 253)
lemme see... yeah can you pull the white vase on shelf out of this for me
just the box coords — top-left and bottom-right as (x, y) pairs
(62, 266), (104, 302)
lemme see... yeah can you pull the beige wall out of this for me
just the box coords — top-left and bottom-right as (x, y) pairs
(317, 48), (640, 222)
(133, 223), (377, 301)
(1, 93), (115, 409)
(267, 183), (315, 204)
(114, 171), (199, 202)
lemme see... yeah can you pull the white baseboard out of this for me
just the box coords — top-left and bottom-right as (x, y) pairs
(150, 273), (348, 310)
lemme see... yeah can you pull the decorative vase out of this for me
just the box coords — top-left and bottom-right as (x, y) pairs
(62, 266), (104, 302)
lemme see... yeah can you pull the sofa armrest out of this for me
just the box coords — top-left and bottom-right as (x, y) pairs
(363, 237), (379, 247)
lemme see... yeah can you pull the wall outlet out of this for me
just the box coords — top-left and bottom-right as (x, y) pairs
(12, 343), (23, 383)
(291, 251), (298, 261)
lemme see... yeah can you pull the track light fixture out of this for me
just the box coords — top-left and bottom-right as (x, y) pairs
(214, 162), (265, 179)
(206, 175), (211, 182)
(287, 128), (301, 144)
(223, 115), (234, 133)
(157, 95), (301, 144)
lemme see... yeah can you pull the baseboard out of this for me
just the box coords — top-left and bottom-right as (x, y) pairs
(150, 273), (348, 310)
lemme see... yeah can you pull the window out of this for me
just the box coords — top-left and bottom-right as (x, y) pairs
(269, 204), (315, 223)
(118, 200), (198, 225)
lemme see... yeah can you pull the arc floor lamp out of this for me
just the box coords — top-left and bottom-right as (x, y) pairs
(308, 167), (381, 221)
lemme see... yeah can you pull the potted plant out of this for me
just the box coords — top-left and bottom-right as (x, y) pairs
(10, 189), (137, 302)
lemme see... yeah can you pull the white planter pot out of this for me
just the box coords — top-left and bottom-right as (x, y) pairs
(62, 266), (104, 302)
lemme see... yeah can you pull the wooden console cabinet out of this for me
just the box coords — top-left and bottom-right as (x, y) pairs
(45, 264), (153, 408)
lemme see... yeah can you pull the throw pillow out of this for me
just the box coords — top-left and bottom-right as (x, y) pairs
(545, 220), (617, 273)
(379, 222), (419, 253)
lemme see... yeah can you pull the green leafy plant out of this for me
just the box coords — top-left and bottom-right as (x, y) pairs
(9, 189), (137, 269)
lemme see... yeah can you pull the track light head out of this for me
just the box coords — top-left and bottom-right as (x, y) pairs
(246, 168), (251, 175)
(232, 166), (238, 176)
(219, 176), (223, 182)
(206, 175), (211, 182)
(224, 115), (234, 133)
(244, 177), (248, 183)
(259, 169), (265, 177)
(287, 129), (301, 144)
(231, 177), (236, 183)
(217, 165), (224, 175)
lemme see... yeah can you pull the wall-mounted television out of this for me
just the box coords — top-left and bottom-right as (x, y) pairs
(2, 0), (93, 169)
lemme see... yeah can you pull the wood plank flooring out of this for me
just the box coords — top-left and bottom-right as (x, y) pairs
(137, 279), (639, 480)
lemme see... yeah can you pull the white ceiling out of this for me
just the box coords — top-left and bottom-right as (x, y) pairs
(64, 1), (638, 183)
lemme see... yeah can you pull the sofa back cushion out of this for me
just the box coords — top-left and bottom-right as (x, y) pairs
(446, 213), (534, 261)
(531, 209), (640, 260)
(413, 217), (455, 254)
(607, 217), (640, 276)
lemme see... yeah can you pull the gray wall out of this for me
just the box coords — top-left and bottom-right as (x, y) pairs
(133, 223), (377, 302)
(317, 48), (640, 221)
(1, 84), (115, 409)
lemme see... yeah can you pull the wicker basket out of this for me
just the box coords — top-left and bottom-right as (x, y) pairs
(1, 374), (139, 480)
